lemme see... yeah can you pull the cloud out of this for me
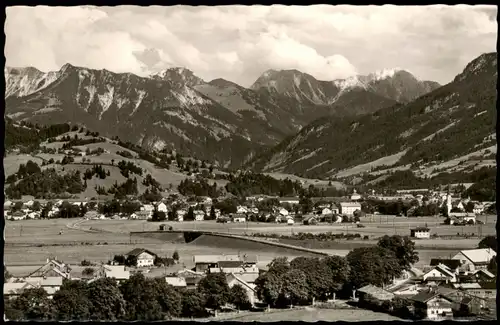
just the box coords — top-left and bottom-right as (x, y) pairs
(5, 5), (497, 87)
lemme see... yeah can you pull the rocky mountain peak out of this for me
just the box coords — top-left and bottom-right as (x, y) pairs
(454, 52), (497, 83)
(150, 67), (205, 87)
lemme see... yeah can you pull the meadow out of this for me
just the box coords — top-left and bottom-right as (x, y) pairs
(215, 307), (403, 322)
(5, 214), (491, 275)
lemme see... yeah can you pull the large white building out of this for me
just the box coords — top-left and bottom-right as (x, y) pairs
(339, 202), (362, 215)
(125, 248), (156, 267)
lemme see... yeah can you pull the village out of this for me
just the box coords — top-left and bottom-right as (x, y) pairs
(3, 187), (493, 227)
(4, 245), (497, 321)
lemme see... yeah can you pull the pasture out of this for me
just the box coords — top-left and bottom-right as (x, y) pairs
(5, 214), (489, 275)
(217, 307), (403, 322)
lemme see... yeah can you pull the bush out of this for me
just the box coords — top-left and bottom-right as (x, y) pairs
(81, 260), (92, 266)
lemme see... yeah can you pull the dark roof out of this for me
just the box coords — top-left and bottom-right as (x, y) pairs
(126, 248), (156, 257)
(461, 296), (473, 305)
(478, 282), (497, 290)
(410, 289), (454, 304)
(412, 227), (430, 232)
(430, 259), (461, 269)
(218, 261), (244, 268)
(278, 197), (300, 201)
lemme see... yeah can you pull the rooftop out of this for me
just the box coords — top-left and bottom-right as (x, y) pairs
(339, 202), (362, 207)
(430, 259), (461, 270)
(357, 284), (395, 301)
(458, 248), (496, 264)
(126, 248), (156, 257)
(165, 277), (187, 287)
(193, 255), (240, 264)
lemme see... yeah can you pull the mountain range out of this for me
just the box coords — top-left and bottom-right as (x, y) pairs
(247, 52), (497, 181)
(4, 59), (450, 170)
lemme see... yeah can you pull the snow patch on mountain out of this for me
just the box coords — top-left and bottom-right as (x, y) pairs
(158, 122), (193, 143)
(368, 68), (403, 81)
(130, 90), (146, 116)
(97, 85), (115, 120)
(171, 86), (210, 108)
(115, 95), (128, 110)
(291, 148), (321, 164)
(82, 85), (97, 112)
(163, 109), (200, 127)
(5, 68), (59, 98)
(293, 73), (301, 88)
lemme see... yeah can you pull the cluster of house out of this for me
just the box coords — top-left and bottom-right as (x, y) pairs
(4, 251), (263, 309)
(355, 248), (497, 320)
(4, 246), (496, 320)
(367, 189), (492, 215)
(4, 187), (492, 224)
(3, 198), (91, 221)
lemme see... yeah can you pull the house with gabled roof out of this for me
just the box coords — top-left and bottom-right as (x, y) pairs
(430, 259), (461, 275)
(193, 255), (240, 273)
(94, 264), (130, 283)
(451, 248), (496, 271)
(356, 284), (395, 304)
(28, 259), (72, 279)
(125, 248), (156, 267)
(24, 276), (63, 297)
(225, 273), (258, 307)
(409, 288), (455, 320)
(422, 264), (458, 284)
(165, 276), (187, 288)
(176, 269), (205, 289)
(3, 282), (39, 300)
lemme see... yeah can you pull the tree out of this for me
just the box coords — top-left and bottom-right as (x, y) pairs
(5, 267), (12, 282)
(230, 284), (252, 310)
(487, 257), (497, 276)
(280, 269), (310, 306)
(52, 281), (92, 321)
(347, 246), (403, 289)
(82, 268), (94, 276)
(185, 206), (195, 221)
(465, 201), (475, 213)
(290, 257), (335, 301)
(12, 287), (53, 320)
(152, 211), (167, 222)
(322, 255), (350, 295)
(299, 197), (313, 214)
(32, 201), (42, 211)
(153, 278), (182, 318)
(377, 235), (419, 271)
(87, 278), (126, 321)
(478, 236), (497, 252)
(254, 271), (282, 307)
(267, 257), (291, 274)
(119, 273), (163, 321)
(172, 251), (180, 262)
(197, 273), (231, 310)
(181, 290), (206, 318)
(209, 205), (216, 220)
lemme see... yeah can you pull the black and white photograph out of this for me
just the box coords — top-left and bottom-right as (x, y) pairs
(3, 4), (498, 322)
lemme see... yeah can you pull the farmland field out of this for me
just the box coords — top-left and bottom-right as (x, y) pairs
(5, 215), (490, 274)
(216, 307), (403, 321)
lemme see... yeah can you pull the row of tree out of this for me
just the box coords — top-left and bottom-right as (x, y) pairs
(5, 273), (252, 321)
(5, 169), (85, 199)
(254, 235), (419, 308)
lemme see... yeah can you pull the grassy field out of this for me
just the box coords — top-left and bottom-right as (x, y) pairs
(264, 172), (345, 189)
(5, 215), (489, 275)
(3, 154), (45, 177)
(78, 215), (496, 243)
(217, 307), (403, 321)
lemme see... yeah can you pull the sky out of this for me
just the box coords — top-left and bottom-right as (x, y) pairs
(5, 5), (498, 87)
